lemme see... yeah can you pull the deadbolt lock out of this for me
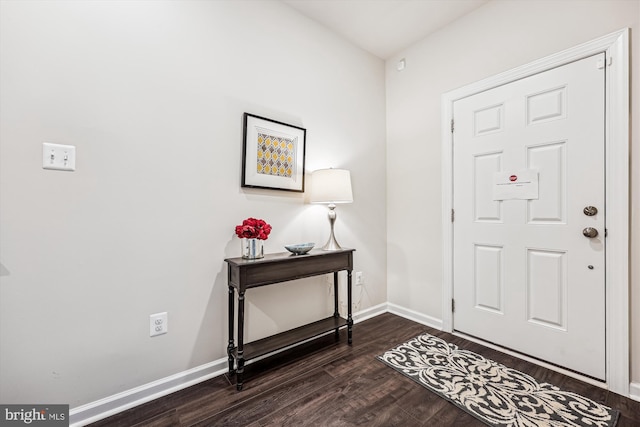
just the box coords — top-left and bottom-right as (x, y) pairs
(583, 206), (598, 216)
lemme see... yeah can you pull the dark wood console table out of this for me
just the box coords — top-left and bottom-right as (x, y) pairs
(225, 248), (354, 390)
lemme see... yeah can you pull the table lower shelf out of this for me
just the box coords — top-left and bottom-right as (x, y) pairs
(233, 316), (348, 362)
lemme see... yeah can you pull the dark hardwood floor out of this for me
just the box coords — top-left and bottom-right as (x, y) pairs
(89, 313), (640, 426)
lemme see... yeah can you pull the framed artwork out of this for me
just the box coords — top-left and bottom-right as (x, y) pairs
(242, 113), (306, 192)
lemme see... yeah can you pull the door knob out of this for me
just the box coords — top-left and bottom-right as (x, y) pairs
(582, 227), (599, 238)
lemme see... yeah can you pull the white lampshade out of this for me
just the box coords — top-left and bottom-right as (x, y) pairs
(309, 168), (353, 204)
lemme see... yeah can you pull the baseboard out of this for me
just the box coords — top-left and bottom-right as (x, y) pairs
(387, 302), (443, 330)
(353, 302), (388, 323)
(630, 382), (640, 402)
(69, 304), (389, 426)
(69, 358), (229, 426)
(70, 304), (631, 425)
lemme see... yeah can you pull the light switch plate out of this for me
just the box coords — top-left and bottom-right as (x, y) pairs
(43, 142), (76, 171)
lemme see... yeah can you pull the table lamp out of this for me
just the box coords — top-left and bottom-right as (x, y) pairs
(310, 168), (353, 250)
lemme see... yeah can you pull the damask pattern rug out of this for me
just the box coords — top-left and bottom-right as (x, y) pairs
(377, 334), (619, 427)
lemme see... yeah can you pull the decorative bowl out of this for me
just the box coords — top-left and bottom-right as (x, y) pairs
(284, 243), (315, 255)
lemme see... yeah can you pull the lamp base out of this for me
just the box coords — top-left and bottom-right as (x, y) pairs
(322, 204), (342, 251)
(322, 233), (342, 251)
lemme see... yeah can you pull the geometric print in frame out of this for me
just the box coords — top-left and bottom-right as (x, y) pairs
(256, 132), (297, 178)
(242, 112), (306, 192)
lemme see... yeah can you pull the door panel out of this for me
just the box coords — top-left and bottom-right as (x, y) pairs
(453, 53), (605, 379)
(474, 153), (502, 221)
(526, 85), (567, 125)
(526, 249), (567, 330)
(526, 142), (566, 223)
(474, 244), (503, 313)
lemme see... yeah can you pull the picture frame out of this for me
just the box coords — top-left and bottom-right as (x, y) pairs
(242, 113), (307, 192)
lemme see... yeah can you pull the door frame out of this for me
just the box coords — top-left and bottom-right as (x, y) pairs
(441, 29), (629, 395)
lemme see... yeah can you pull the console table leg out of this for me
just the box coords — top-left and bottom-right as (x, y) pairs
(347, 270), (353, 345)
(333, 272), (340, 339)
(236, 357), (245, 391)
(333, 272), (339, 317)
(227, 285), (235, 373)
(237, 291), (246, 391)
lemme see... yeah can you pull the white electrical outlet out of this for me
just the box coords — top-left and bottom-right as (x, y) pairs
(355, 271), (364, 286)
(149, 312), (168, 337)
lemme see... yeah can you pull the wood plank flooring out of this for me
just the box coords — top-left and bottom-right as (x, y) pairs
(89, 313), (640, 426)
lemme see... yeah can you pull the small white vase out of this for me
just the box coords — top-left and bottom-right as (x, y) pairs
(241, 238), (264, 259)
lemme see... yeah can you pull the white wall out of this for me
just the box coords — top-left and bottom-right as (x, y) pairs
(386, 0), (639, 385)
(2, 0), (638, 412)
(0, 0), (387, 407)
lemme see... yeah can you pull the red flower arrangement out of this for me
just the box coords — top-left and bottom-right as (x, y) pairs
(234, 217), (272, 240)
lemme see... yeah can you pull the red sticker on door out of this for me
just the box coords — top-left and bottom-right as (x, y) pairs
(509, 175), (518, 182)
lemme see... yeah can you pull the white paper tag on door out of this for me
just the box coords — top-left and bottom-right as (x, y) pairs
(493, 170), (539, 200)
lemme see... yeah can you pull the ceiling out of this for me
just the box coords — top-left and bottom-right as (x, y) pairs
(281, 0), (489, 59)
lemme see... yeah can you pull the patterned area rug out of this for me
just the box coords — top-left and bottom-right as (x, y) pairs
(377, 334), (619, 427)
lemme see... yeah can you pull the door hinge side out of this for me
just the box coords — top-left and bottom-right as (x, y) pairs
(451, 209), (455, 222)
(452, 299), (455, 312)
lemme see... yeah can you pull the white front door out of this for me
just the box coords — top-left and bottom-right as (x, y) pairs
(452, 53), (606, 380)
